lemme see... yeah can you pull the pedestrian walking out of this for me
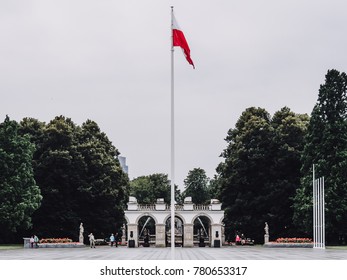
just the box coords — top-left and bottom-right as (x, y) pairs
(88, 233), (96, 248)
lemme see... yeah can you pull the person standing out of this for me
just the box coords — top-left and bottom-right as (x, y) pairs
(29, 236), (34, 248)
(88, 233), (96, 248)
(34, 235), (39, 248)
(110, 233), (115, 247)
(114, 233), (119, 247)
(235, 234), (240, 245)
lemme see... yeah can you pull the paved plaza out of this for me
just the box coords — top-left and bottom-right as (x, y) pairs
(0, 246), (346, 260)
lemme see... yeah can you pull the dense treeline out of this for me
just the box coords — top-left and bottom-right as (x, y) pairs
(1, 69), (347, 245)
(216, 107), (309, 243)
(217, 69), (347, 245)
(0, 116), (128, 243)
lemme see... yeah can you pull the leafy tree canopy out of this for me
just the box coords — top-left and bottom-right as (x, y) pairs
(182, 168), (211, 204)
(18, 116), (129, 240)
(129, 173), (181, 204)
(217, 107), (308, 242)
(0, 116), (42, 241)
(294, 69), (347, 244)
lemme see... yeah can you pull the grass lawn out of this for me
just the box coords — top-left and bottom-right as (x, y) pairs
(326, 246), (347, 250)
(0, 244), (23, 250)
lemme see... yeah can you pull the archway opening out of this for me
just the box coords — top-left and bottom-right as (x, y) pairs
(165, 216), (184, 247)
(137, 215), (156, 247)
(193, 216), (211, 247)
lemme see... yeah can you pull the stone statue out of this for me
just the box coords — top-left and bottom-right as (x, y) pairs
(264, 222), (269, 235)
(121, 224), (126, 245)
(79, 223), (84, 243)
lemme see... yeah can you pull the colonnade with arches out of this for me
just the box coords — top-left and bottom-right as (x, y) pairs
(124, 197), (225, 247)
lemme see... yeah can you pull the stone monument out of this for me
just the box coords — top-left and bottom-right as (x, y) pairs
(121, 224), (126, 245)
(79, 223), (84, 244)
(264, 222), (269, 244)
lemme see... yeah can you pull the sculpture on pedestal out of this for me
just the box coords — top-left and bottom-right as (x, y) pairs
(79, 223), (84, 244)
(264, 222), (269, 244)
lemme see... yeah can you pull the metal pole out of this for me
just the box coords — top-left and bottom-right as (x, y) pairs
(313, 165), (316, 247)
(170, 6), (175, 259)
(322, 176), (325, 248)
(319, 177), (323, 248)
(317, 178), (322, 248)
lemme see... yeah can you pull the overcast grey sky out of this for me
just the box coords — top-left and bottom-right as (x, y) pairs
(1, 0), (347, 189)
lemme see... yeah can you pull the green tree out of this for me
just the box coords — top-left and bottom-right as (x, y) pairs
(209, 174), (222, 200)
(76, 120), (129, 237)
(267, 107), (309, 237)
(182, 168), (210, 204)
(129, 173), (181, 204)
(0, 116), (42, 242)
(20, 116), (129, 240)
(217, 107), (273, 242)
(293, 69), (347, 244)
(217, 107), (308, 242)
(29, 116), (82, 239)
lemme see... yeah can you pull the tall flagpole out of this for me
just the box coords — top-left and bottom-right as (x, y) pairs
(170, 6), (175, 259)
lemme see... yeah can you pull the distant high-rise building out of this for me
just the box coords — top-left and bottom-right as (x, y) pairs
(118, 156), (128, 174)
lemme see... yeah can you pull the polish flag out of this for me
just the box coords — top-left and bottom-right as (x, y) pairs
(172, 14), (195, 69)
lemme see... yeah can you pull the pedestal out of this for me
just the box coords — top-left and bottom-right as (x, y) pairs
(214, 240), (221, 248)
(128, 240), (135, 248)
(264, 234), (269, 244)
(121, 236), (126, 246)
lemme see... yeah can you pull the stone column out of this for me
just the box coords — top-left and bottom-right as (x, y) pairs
(127, 223), (138, 247)
(155, 224), (166, 247)
(184, 224), (194, 247)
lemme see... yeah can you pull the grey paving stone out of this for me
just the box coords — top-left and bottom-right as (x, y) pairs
(0, 246), (346, 260)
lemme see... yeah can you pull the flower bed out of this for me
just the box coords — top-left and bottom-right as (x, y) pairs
(264, 237), (313, 248)
(275, 238), (312, 243)
(40, 238), (73, 244)
(38, 237), (85, 248)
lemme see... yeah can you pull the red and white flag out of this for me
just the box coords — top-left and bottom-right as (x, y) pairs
(172, 14), (195, 69)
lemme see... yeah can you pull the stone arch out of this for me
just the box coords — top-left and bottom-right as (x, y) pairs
(163, 212), (187, 225)
(164, 214), (185, 247)
(191, 213), (213, 225)
(135, 213), (158, 225)
(192, 214), (213, 247)
(137, 214), (157, 247)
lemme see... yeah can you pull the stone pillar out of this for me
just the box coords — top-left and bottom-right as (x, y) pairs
(184, 224), (194, 247)
(155, 224), (166, 247)
(264, 234), (269, 244)
(127, 223), (138, 247)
